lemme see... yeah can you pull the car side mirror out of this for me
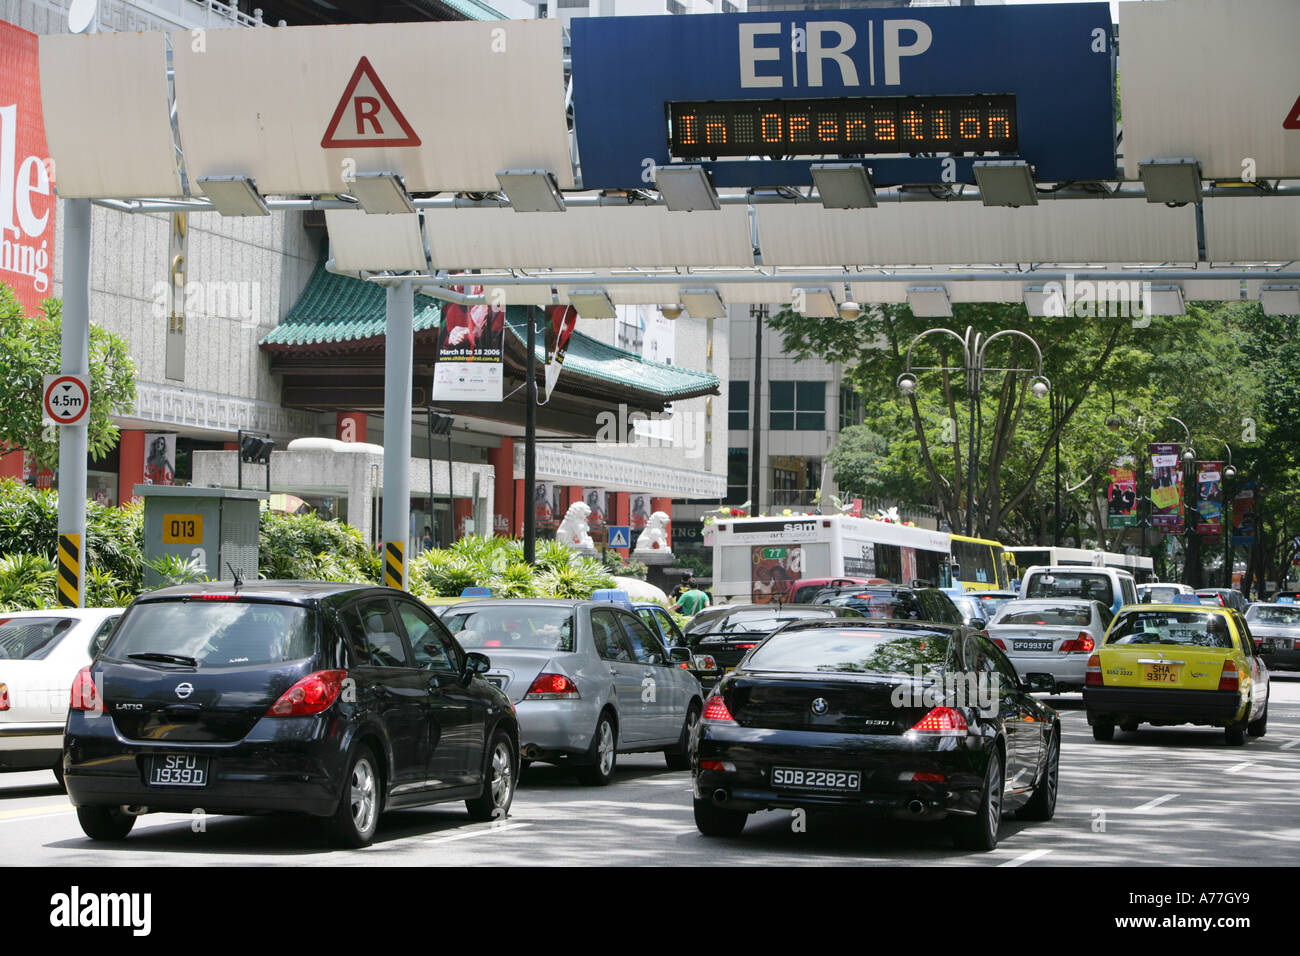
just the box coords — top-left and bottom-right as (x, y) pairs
(668, 647), (692, 664)
(463, 651), (491, 682)
(1022, 672), (1055, 693)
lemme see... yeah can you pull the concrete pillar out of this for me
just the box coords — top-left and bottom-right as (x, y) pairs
(488, 438), (515, 536)
(382, 282), (413, 588)
(117, 430), (146, 505)
(57, 197), (91, 607)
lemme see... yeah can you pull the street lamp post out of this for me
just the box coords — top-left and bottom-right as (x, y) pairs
(897, 326), (1050, 537)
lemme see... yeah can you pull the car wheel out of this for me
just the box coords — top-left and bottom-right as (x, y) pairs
(1019, 729), (1059, 822)
(1120, 718), (1140, 733)
(328, 745), (381, 848)
(466, 730), (517, 822)
(1225, 721), (1247, 747)
(1092, 720), (1115, 742)
(664, 702), (702, 771)
(52, 757), (66, 794)
(693, 797), (747, 837)
(575, 713), (617, 786)
(953, 748), (1003, 851)
(76, 805), (135, 841)
(1248, 702), (1268, 738)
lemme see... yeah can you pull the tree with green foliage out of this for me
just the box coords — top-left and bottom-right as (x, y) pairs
(0, 284), (137, 470)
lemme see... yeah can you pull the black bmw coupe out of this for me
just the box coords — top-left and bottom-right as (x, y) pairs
(691, 619), (1060, 851)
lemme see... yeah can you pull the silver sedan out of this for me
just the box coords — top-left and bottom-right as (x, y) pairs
(1245, 602), (1300, 671)
(985, 599), (1113, 693)
(440, 599), (705, 785)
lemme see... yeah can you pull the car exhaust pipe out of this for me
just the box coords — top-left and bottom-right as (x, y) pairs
(712, 789), (730, 806)
(121, 805), (150, 816)
(907, 800), (925, 815)
(521, 745), (542, 760)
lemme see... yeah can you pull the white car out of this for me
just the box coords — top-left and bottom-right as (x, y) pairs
(986, 599), (1113, 693)
(0, 608), (123, 789)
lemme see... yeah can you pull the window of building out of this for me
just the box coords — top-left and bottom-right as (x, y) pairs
(557, 0), (586, 6)
(726, 448), (749, 504)
(729, 380), (749, 431)
(839, 385), (863, 430)
(722, 0), (738, 11)
(667, 0), (686, 12)
(770, 381), (825, 431)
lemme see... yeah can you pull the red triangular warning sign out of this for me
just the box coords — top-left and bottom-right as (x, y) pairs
(321, 56), (421, 148)
(1285, 94), (1300, 130)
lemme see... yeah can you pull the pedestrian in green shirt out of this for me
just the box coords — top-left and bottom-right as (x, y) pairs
(674, 586), (710, 616)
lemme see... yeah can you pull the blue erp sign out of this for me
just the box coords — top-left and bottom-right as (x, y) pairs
(571, 2), (1115, 190)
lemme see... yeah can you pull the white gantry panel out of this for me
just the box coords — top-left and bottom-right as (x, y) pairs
(1120, 0), (1300, 180)
(756, 200), (1199, 267)
(39, 32), (182, 198)
(1203, 197), (1300, 262)
(173, 20), (573, 196)
(423, 204), (755, 270)
(325, 210), (426, 271)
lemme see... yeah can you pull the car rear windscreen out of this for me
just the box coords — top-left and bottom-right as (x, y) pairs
(1025, 572), (1114, 606)
(0, 617), (76, 661)
(443, 606), (575, 652)
(745, 629), (950, 674)
(1143, 587), (1182, 603)
(106, 600), (315, 667)
(996, 606), (1092, 626)
(829, 592), (923, 620)
(1106, 611), (1233, 649)
(1247, 606), (1300, 626)
(712, 608), (837, 634)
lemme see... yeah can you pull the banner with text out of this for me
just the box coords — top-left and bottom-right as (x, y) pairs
(1232, 481), (1256, 547)
(1107, 455), (1137, 528)
(1195, 461), (1223, 537)
(431, 287), (505, 402)
(1148, 443), (1184, 533)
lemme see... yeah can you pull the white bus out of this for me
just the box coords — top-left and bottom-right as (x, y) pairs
(709, 514), (954, 605)
(1007, 546), (1155, 585)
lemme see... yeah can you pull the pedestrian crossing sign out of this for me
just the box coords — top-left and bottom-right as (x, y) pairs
(608, 525), (631, 549)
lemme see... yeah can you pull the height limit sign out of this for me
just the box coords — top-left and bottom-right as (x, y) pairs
(43, 374), (90, 426)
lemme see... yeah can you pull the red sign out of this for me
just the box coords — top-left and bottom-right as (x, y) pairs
(1285, 93), (1300, 130)
(321, 57), (421, 149)
(0, 21), (55, 317)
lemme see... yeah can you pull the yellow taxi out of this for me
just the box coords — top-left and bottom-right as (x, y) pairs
(1083, 603), (1270, 746)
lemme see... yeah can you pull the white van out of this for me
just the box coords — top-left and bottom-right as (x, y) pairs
(1017, 565), (1139, 618)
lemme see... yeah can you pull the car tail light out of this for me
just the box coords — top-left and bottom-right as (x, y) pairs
(702, 695), (736, 724)
(1218, 660), (1239, 692)
(698, 655), (717, 670)
(266, 670), (347, 717)
(907, 771), (946, 782)
(1060, 633), (1096, 653)
(524, 673), (580, 700)
(1085, 653), (1102, 686)
(699, 759), (735, 772)
(991, 638), (1006, 650)
(910, 707), (968, 736)
(191, 594), (240, 601)
(0, 683), (8, 711)
(732, 643), (757, 651)
(70, 666), (99, 711)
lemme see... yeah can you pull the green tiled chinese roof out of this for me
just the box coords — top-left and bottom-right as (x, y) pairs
(262, 263), (720, 401)
(262, 262), (443, 348)
(436, 0), (504, 20)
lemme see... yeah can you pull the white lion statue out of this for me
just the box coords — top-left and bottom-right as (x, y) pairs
(556, 501), (595, 551)
(633, 511), (673, 555)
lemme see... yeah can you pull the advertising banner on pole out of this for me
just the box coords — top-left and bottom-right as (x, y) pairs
(144, 434), (176, 486)
(1107, 455), (1137, 528)
(582, 488), (607, 525)
(0, 21), (55, 318)
(533, 480), (555, 528)
(1195, 461), (1223, 537)
(431, 287), (505, 401)
(1232, 481), (1256, 547)
(1148, 443), (1184, 533)
(543, 304), (579, 400)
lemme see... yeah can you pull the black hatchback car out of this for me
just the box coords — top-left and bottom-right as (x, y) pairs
(63, 581), (519, 847)
(692, 619), (1060, 851)
(681, 604), (864, 678)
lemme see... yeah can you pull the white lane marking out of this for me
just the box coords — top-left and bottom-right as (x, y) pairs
(998, 848), (1052, 867)
(1281, 738), (1300, 750)
(423, 822), (531, 845)
(1225, 762), (1252, 774)
(1134, 793), (1179, 812)
(0, 804), (74, 823)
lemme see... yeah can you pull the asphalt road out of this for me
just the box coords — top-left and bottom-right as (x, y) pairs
(4, 675), (1298, 866)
